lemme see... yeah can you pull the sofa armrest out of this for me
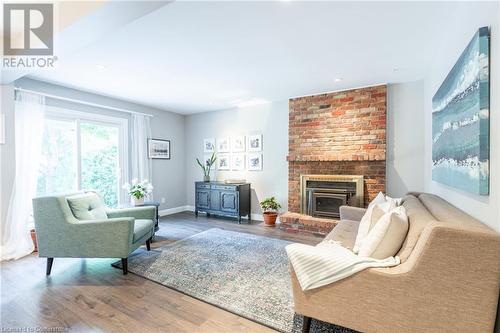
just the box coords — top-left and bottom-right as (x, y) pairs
(106, 206), (156, 220)
(339, 205), (366, 221)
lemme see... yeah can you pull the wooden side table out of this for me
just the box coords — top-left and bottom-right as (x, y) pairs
(143, 201), (160, 233)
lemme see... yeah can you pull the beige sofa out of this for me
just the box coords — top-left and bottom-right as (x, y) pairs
(290, 192), (500, 333)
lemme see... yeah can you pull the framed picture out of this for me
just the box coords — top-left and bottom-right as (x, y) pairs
(204, 138), (216, 153)
(217, 137), (230, 153)
(231, 153), (245, 171)
(148, 139), (170, 159)
(231, 136), (246, 152)
(432, 27), (490, 195)
(247, 153), (263, 171)
(247, 134), (263, 152)
(217, 154), (230, 170)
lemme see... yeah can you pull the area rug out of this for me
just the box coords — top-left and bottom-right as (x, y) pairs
(113, 228), (356, 333)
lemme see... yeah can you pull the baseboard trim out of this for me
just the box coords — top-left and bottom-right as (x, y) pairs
(251, 213), (263, 221)
(159, 205), (194, 217)
(160, 205), (263, 221)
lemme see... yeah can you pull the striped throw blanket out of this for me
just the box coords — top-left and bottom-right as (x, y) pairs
(286, 241), (400, 291)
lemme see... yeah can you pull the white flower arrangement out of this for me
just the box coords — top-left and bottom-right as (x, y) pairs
(122, 179), (154, 200)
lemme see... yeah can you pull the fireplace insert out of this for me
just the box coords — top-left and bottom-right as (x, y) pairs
(304, 180), (358, 218)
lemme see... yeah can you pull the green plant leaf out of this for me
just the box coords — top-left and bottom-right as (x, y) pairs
(259, 196), (281, 212)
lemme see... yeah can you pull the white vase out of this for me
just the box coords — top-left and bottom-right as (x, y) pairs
(132, 197), (144, 206)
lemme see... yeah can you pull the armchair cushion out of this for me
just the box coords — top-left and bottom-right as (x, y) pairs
(133, 219), (154, 242)
(67, 192), (108, 221)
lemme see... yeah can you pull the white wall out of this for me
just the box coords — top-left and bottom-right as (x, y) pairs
(184, 101), (289, 219)
(423, 2), (500, 231)
(4, 78), (186, 212)
(387, 81), (425, 197)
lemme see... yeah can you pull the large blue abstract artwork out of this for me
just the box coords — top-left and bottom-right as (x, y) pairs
(432, 27), (490, 195)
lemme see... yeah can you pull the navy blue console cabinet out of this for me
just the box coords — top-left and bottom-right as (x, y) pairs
(195, 181), (251, 223)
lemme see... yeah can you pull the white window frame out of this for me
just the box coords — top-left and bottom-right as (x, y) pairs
(44, 106), (129, 205)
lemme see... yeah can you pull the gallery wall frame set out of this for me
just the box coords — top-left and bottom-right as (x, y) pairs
(202, 134), (263, 171)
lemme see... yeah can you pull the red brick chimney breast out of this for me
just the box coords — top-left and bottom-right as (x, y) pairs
(287, 85), (387, 212)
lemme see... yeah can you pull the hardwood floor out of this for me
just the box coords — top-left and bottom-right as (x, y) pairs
(1, 212), (322, 333)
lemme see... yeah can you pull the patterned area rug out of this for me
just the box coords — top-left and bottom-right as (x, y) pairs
(113, 228), (357, 333)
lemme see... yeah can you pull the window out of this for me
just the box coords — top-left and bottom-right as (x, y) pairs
(36, 107), (128, 207)
(37, 118), (78, 195)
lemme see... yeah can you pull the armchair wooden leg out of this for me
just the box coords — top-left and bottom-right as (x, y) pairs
(46, 258), (54, 276)
(146, 238), (151, 251)
(302, 316), (312, 333)
(121, 258), (128, 275)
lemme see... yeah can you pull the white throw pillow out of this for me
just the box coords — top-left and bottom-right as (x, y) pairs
(386, 195), (403, 206)
(358, 206), (409, 259)
(369, 192), (386, 209)
(352, 192), (387, 253)
(368, 201), (396, 230)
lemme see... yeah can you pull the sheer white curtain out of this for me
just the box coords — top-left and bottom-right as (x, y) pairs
(1, 91), (45, 261)
(130, 113), (152, 189)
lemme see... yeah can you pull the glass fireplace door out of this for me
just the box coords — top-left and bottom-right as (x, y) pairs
(312, 193), (347, 218)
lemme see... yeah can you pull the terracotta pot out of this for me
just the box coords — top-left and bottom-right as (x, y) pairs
(30, 229), (38, 252)
(263, 212), (278, 227)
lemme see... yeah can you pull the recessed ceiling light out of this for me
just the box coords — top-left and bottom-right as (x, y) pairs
(334, 78), (343, 82)
(95, 64), (107, 70)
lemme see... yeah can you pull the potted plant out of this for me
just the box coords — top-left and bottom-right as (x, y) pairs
(196, 152), (217, 182)
(260, 197), (281, 227)
(122, 179), (153, 206)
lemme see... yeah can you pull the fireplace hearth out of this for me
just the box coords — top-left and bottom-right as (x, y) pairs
(300, 175), (363, 219)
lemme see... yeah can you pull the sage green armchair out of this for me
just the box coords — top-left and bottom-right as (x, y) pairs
(32, 191), (156, 276)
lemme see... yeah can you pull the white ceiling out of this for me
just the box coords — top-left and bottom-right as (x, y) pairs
(21, 1), (468, 114)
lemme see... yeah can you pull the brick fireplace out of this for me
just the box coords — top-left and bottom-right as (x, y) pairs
(280, 85), (387, 235)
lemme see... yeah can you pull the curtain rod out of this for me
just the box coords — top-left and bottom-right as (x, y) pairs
(14, 87), (153, 117)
